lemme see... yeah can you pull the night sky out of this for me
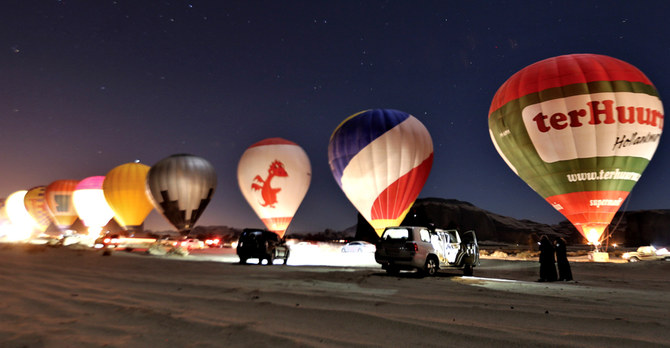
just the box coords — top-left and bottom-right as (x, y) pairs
(2, 1), (668, 233)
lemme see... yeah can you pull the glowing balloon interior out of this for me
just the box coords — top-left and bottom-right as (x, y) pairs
(6, 191), (38, 241)
(73, 176), (115, 236)
(328, 109), (434, 236)
(238, 138), (311, 238)
(488, 54), (663, 244)
(146, 154), (217, 234)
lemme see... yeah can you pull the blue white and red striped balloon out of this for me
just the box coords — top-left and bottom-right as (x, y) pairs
(328, 109), (433, 236)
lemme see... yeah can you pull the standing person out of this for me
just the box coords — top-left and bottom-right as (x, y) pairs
(554, 237), (573, 281)
(538, 235), (558, 282)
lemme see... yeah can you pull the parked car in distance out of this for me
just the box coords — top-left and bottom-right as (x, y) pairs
(94, 234), (121, 249)
(341, 241), (376, 253)
(237, 229), (289, 265)
(290, 241), (319, 251)
(622, 246), (670, 262)
(174, 238), (205, 251)
(204, 238), (221, 248)
(375, 226), (479, 276)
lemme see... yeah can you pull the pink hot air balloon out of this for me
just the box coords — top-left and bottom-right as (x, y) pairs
(73, 176), (115, 236)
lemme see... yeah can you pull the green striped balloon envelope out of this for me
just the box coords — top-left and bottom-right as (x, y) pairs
(488, 54), (663, 244)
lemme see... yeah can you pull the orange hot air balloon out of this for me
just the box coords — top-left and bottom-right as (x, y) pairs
(23, 186), (54, 232)
(489, 54), (663, 245)
(103, 162), (154, 233)
(45, 180), (80, 231)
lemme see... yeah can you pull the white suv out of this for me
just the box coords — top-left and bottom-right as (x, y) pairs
(375, 226), (479, 276)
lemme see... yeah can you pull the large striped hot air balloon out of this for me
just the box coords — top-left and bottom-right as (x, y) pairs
(489, 54), (663, 245)
(328, 109), (434, 237)
(23, 186), (53, 232)
(238, 138), (311, 238)
(73, 176), (115, 236)
(45, 180), (80, 231)
(146, 154), (217, 235)
(103, 162), (153, 234)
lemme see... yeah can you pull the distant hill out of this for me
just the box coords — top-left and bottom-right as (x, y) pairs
(354, 198), (670, 246)
(124, 197), (668, 247)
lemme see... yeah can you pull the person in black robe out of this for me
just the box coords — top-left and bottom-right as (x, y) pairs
(554, 237), (573, 281)
(538, 235), (558, 282)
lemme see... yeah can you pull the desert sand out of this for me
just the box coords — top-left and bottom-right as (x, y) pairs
(1, 243), (669, 348)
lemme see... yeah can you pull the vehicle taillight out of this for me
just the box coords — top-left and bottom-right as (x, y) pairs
(409, 242), (418, 252)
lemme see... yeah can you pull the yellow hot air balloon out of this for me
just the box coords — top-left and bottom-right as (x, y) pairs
(103, 162), (154, 234)
(23, 186), (54, 232)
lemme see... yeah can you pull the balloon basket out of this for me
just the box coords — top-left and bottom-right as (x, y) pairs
(588, 251), (610, 262)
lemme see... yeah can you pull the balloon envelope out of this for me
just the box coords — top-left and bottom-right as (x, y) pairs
(0, 198), (11, 230)
(328, 109), (434, 236)
(45, 180), (80, 231)
(6, 190), (38, 240)
(146, 154), (217, 234)
(103, 162), (153, 232)
(0, 198), (7, 224)
(23, 186), (53, 232)
(73, 176), (114, 235)
(488, 54), (663, 244)
(238, 138), (311, 237)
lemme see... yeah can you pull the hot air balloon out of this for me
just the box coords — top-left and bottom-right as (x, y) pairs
(0, 198), (9, 236)
(488, 54), (663, 246)
(23, 186), (54, 232)
(73, 176), (115, 236)
(146, 154), (217, 235)
(103, 162), (153, 234)
(238, 138), (311, 238)
(45, 180), (80, 232)
(328, 109), (434, 237)
(6, 190), (39, 241)
(0, 199), (7, 224)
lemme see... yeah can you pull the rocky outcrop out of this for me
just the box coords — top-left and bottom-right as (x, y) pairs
(354, 197), (670, 246)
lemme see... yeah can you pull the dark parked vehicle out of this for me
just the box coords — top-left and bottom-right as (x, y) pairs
(237, 229), (289, 265)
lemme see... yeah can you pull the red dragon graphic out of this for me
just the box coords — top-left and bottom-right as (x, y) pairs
(252, 160), (288, 208)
